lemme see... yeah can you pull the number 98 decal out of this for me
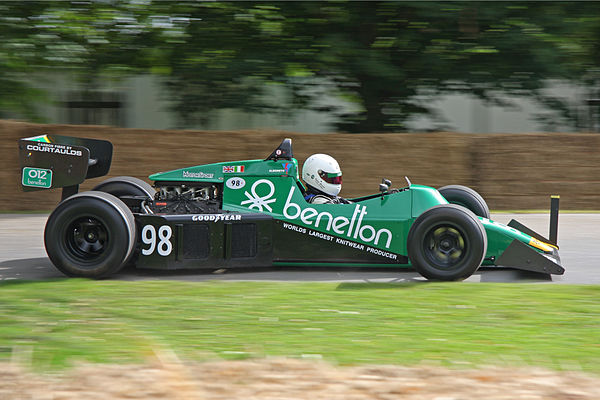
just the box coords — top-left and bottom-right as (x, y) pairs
(141, 225), (173, 256)
(226, 177), (245, 189)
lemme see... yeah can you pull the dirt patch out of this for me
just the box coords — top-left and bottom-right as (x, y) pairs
(2, 357), (599, 399)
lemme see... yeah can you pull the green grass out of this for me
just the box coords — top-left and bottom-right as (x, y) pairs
(0, 280), (599, 373)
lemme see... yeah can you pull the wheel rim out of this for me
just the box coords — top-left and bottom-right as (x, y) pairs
(66, 217), (109, 262)
(424, 224), (467, 269)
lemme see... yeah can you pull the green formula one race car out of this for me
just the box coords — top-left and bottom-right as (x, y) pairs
(19, 134), (564, 280)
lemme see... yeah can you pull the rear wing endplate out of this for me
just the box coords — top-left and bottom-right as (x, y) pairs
(19, 134), (112, 199)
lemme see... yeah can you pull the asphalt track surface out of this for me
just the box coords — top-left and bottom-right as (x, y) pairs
(1, 213), (598, 284)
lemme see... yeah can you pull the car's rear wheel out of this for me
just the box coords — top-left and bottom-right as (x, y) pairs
(45, 191), (136, 278)
(92, 176), (155, 200)
(92, 176), (155, 214)
(438, 185), (490, 219)
(408, 204), (487, 281)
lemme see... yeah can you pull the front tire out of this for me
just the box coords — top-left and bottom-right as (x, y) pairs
(438, 185), (490, 219)
(407, 204), (487, 281)
(44, 191), (136, 278)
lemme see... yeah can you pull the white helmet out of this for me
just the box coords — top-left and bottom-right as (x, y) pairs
(302, 154), (342, 196)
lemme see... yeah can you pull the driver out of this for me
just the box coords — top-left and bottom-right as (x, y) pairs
(302, 154), (350, 204)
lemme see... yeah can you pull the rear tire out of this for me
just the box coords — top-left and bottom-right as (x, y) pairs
(44, 191), (136, 278)
(438, 185), (490, 219)
(408, 204), (487, 281)
(92, 176), (155, 200)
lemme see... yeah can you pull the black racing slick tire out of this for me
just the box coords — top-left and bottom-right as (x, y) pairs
(438, 185), (490, 219)
(407, 204), (487, 281)
(92, 176), (155, 200)
(44, 191), (137, 278)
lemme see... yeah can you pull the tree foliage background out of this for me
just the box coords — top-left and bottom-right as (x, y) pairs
(1, 1), (599, 132)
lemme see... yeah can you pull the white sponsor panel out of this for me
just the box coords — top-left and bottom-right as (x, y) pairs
(226, 177), (246, 189)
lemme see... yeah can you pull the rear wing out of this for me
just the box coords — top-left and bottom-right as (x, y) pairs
(19, 134), (112, 199)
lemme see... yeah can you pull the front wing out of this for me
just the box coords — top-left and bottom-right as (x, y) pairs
(495, 239), (564, 275)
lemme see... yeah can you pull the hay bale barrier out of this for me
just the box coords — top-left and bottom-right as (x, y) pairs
(2, 119), (599, 211)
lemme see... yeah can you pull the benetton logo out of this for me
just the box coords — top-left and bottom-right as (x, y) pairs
(282, 187), (392, 248)
(241, 179), (276, 212)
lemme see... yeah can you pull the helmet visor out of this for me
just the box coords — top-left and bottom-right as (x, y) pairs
(318, 170), (342, 185)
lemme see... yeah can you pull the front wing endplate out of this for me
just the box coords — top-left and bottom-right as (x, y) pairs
(495, 239), (564, 275)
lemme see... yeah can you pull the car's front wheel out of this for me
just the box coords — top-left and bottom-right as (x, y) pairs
(407, 204), (487, 281)
(438, 185), (490, 219)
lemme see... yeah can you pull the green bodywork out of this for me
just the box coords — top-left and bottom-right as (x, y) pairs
(150, 157), (544, 267)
